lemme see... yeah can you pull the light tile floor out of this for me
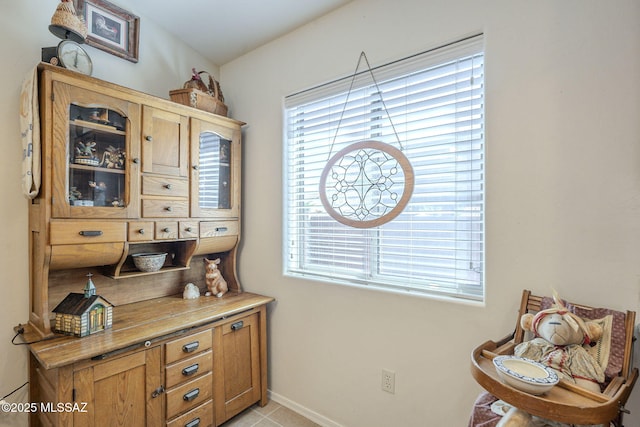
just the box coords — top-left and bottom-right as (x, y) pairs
(221, 400), (321, 427)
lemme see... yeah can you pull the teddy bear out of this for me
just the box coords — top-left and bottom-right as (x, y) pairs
(204, 258), (228, 298)
(496, 292), (605, 427)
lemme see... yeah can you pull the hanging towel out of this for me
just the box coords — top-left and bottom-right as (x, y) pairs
(20, 66), (41, 199)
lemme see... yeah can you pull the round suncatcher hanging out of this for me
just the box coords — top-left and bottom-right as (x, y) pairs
(319, 52), (414, 229)
(320, 140), (414, 228)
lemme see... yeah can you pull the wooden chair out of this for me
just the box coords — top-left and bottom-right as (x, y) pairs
(470, 290), (638, 426)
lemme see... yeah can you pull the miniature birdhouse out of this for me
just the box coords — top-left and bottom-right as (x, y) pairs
(52, 274), (113, 337)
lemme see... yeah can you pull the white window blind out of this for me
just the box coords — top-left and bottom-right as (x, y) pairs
(284, 35), (485, 301)
(199, 133), (231, 209)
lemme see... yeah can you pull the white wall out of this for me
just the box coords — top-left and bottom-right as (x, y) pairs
(221, 0), (640, 426)
(0, 2), (217, 426)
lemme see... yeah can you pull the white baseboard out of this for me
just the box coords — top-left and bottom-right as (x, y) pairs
(268, 390), (343, 427)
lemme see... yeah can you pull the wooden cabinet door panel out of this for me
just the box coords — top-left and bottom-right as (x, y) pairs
(73, 347), (162, 427)
(51, 81), (140, 219)
(215, 313), (261, 424)
(189, 118), (241, 219)
(142, 106), (188, 177)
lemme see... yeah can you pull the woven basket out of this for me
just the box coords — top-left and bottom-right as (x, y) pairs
(170, 70), (228, 116)
(170, 88), (228, 116)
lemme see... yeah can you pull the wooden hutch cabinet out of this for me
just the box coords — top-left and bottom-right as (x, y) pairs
(22, 63), (273, 427)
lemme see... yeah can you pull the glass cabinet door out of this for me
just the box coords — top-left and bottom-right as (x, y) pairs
(51, 82), (140, 218)
(199, 132), (231, 210)
(190, 118), (240, 218)
(69, 107), (126, 207)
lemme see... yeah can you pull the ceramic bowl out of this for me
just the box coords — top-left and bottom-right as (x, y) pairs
(131, 252), (167, 272)
(492, 355), (559, 395)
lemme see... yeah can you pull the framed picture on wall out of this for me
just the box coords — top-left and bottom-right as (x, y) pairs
(74, 0), (140, 63)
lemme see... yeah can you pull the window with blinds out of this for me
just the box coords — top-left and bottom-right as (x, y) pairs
(284, 35), (485, 301)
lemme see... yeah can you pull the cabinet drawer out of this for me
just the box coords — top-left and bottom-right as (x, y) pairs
(142, 200), (189, 218)
(166, 350), (212, 389)
(50, 221), (126, 245)
(199, 221), (238, 238)
(166, 330), (212, 364)
(142, 175), (189, 197)
(166, 372), (212, 420)
(155, 221), (178, 240)
(166, 399), (212, 427)
(179, 221), (199, 239)
(128, 221), (154, 242)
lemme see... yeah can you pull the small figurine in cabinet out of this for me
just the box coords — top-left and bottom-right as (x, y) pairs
(52, 274), (113, 337)
(74, 141), (99, 166)
(204, 258), (228, 297)
(89, 180), (107, 206)
(99, 145), (125, 169)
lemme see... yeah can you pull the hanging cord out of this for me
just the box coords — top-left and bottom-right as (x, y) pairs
(327, 51), (404, 160)
(2, 381), (28, 401)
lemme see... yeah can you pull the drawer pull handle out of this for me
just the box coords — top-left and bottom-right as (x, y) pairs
(182, 341), (199, 353)
(145, 135), (153, 142)
(185, 418), (201, 427)
(151, 385), (165, 398)
(162, 227), (171, 233)
(165, 206), (173, 212)
(132, 157), (140, 164)
(231, 321), (244, 331)
(164, 183), (172, 190)
(192, 165), (199, 170)
(138, 229), (145, 234)
(182, 363), (199, 376)
(215, 227), (228, 232)
(185, 227), (193, 232)
(183, 388), (200, 402)
(79, 230), (103, 237)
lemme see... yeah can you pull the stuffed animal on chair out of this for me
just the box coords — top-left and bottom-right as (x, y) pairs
(497, 292), (605, 427)
(204, 258), (228, 298)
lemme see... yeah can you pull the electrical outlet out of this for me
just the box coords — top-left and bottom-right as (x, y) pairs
(381, 369), (395, 394)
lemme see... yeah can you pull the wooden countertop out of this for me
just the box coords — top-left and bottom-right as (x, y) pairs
(21, 292), (274, 369)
